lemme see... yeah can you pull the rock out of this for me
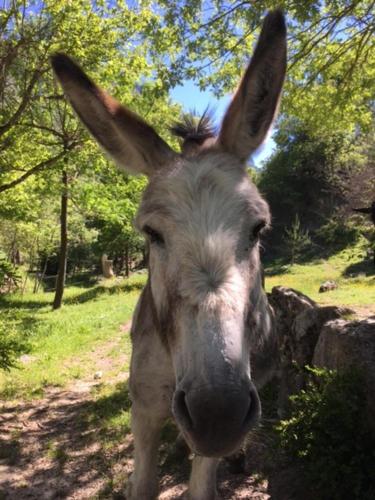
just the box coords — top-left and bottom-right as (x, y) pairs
(313, 316), (375, 426)
(268, 286), (354, 415)
(268, 287), (316, 416)
(293, 305), (354, 367)
(268, 287), (316, 329)
(319, 280), (338, 293)
(265, 286), (374, 426)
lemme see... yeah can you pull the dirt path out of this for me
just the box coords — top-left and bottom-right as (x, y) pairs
(0, 322), (271, 500)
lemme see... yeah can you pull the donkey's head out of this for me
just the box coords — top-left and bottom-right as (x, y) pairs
(52, 10), (286, 457)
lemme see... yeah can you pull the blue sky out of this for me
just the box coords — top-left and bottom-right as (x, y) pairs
(170, 80), (276, 168)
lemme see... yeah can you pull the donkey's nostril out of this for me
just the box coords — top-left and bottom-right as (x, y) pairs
(174, 390), (193, 430)
(242, 388), (261, 429)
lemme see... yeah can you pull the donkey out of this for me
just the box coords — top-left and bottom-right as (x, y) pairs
(52, 9), (286, 499)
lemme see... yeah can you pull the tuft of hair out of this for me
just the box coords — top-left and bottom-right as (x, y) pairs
(171, 107), (216, 146)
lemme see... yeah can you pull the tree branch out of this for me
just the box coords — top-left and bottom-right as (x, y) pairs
(0, 150), (66, 193)
(0, 67), (45, 138)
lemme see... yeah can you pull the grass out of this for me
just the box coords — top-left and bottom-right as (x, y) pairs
(265, 244), (374, 310)
(0, 273), (146, 399)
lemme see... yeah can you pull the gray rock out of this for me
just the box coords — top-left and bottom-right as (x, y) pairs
(267, 286), (354, 415)
(313, 316), (375, 425)
(319, 280), (338, 293)
(293, 305), (354, 367)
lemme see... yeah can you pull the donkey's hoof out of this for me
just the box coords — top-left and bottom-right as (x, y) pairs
(186, 491), (220, 500)
(125, 476), (134, 500)
(125, 474), (158, 500)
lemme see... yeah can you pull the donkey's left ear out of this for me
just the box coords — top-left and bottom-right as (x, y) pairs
(218, 10), (287, 161)
(51, 54), (177, 176)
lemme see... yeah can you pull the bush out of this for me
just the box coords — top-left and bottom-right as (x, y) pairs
(314, 216), (362, 250)
(0, 319), (30, 371)
(282, 215), (312, 263)
(276, 367), (375, 500)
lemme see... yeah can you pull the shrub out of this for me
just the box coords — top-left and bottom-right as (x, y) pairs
(282, 215), (312, 263)
(0, 319), (30, 371)
(276, 367), (375, 500)
(314, 216), (362, 250)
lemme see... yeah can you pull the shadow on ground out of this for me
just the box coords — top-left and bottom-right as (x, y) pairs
(0, 297), (50, 311)
(0, 381), (133, 499)
(1, 377), (307, 500)
(64, 281), (144, 305)
(343, 258), (374, 277)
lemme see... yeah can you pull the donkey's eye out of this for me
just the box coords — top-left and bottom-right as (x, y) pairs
(252, 221), (266, 239)
(143, 225), (165, 245)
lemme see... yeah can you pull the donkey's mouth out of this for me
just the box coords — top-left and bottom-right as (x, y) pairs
(182, 428), (249, 458)
(172, 383), (261, 457)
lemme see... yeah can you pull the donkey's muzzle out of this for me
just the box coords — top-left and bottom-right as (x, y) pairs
(172, 381), (261, 457)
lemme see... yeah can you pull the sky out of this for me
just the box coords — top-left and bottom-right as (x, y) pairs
(170, 80), (276, 169)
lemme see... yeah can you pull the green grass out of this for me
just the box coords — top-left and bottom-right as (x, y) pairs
(0, 273), (146, 399)
(265, 245), (374, 310)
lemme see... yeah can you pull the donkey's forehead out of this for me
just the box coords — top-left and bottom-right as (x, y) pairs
(137, 152), (270, 228)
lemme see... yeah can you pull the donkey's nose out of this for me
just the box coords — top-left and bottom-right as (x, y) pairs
(173, 382), (260, 457)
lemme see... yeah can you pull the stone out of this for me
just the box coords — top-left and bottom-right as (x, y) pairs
(267, 286), (354, 415)
(293, 305), (354, 367)
(318, 280), (338, 293)
(313, 316), (375, 426)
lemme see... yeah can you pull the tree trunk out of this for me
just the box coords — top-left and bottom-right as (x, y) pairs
(125, 244), (129, 277)
(35, 256), (48, 294)
(101, 254), (114, 278)
(53, 170), (68, 310)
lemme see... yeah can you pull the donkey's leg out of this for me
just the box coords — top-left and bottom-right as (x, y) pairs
(126, 404), (165, 500)
(188, 456), (220, 500)
(126, 287), (175, 499)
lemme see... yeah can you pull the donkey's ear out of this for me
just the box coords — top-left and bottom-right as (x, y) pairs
(51, 54), (176, 176)
(218, 10), (287, 161)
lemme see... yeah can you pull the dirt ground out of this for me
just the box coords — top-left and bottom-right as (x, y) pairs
(0, 323), (273, 500)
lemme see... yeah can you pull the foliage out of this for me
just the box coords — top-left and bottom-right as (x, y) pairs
(282, 215), (312, 263)
(75, 162), (147, 270)
(1, 1), (374, 300)
(258, 119), (373, 257)
(0, 317), (30, 371)
(276, 367), (375, 500)
(0, 0), (183, 289)
(0, 0), (180, 192)
(314, 215), (363, 250)
(159, 0), (375, 136)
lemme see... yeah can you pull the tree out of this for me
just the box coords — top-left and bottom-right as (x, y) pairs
(283, 214), (312, 264)
(257, 116), (374, 257)
(0, 0), (182, 306)
(75, 160), (148, 276)
(158, 1), (375, 136)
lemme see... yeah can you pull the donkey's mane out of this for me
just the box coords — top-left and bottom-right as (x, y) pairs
(171, 108), (216, 147)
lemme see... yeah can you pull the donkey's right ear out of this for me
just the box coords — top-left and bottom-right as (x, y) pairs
(51, 54), (177, 176)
